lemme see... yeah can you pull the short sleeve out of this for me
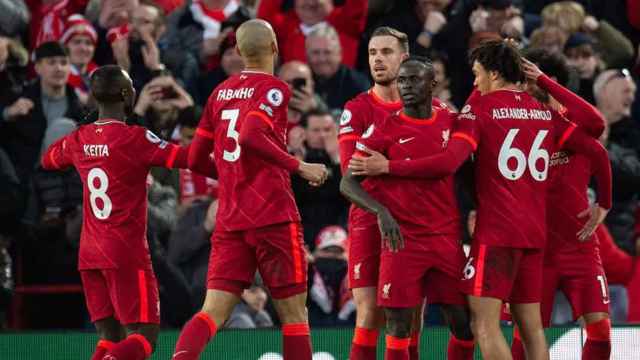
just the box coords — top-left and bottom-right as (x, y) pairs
(355, 121), (391, 156)
(134, 127), (181, 168)
(451, 99), (481, 151)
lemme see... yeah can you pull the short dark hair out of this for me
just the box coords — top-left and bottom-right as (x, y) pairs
(370, 26), (409, 53)
(469, 40), (524, 84)
(523, 48), (570, 87)
(400, 55), (435, 79)
(90, 65), (130, 104)
(300, 109), (333, 129)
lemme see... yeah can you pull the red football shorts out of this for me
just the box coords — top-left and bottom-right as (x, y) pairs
(207, 222), (307, 299)
(541, 246), (610, 327)
(348, 223), (381, 289)
(461, 243), (543, 303)
(80, 268), (160, 325)
(377, 234), (467, 308)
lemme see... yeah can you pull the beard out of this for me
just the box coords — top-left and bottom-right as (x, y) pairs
(373, 74), (395, 87)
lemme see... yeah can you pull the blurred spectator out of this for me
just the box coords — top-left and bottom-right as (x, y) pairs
(60, 14), (98, 105)
(26, 0), (89, 50)
(564, 33), (602, 104)
(305, 24), (369, 115)
(0, 36), (29, 112)
(1, 42), (84, 183)
(528, 25), (569, 54)
(192, 29), (244, 106)
(21, 118), (81, 284)
(257, 0), (367, 67)
(226, 285), (274, 329)
(162, 0), (251, 72)
(176, 107), (218, 210)
(291, 110), (348, 249)
(430, 51), (456, 110)
(278, 60), (328, 128)
(168, 198), (217, 308)
(0, 0), (30, 37)
(595, 69), (640, 254)
(542, 1), (635, 70)
(308, 225), (353, 326)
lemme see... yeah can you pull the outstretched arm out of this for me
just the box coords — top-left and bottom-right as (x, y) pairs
(339, 170), (403, 251)
(388, 137), (474, 178)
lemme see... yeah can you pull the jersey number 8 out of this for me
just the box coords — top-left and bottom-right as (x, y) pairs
(88, 167), (112, 220)
(498, 129), (549, 181)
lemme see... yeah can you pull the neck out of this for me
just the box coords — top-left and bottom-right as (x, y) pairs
(547, 95), (562, 111)
(492, 80), (520, 93)
(243, 61), (273, 75)
(41, 83), (66, 98)
(372, 82), (401, 103)
(98, 105), (127, 122)
(403, 99), (432, 119)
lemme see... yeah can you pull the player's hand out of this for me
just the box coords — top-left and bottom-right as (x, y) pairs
(298, 161), (329, 186)
(377, 208), (404, 252)
(577, 205), (609, 242)
(349, 148), (389, 176)
(521, 58), (544, 82)
(5, 98), (34, 119)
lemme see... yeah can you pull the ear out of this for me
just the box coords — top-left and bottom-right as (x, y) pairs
(400, 52), (409, 61)
(432, 79), (438, 88)
(490, 70), (500, 82)
(271, 41), (278, 57)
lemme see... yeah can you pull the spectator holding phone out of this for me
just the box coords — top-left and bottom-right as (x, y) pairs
(278, 60), (328, 129)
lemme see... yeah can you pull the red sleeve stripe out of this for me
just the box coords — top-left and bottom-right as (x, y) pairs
(473, 245), (487, 296)
(452, 132), (478, 151)
(48, 148), (60, 169)
(247, 110), (274, 130)
(195, 128), (215, 140)
(165, 145), (179, 168)
(137, 270), (149, 323)
(557, 123), (577, 148)
(338, 134), (359, 143)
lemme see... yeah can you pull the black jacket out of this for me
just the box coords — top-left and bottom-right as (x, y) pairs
(0, 80), (85, 182)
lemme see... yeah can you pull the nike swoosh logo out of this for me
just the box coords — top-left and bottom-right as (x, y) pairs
(399, 137), (415, 144)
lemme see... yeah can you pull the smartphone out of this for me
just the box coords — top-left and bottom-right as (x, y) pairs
(292, 78), (307, 91)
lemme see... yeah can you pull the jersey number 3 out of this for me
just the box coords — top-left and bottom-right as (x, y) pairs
(88, 168), (112, 220)
(222, 109), (241, 162)
(498, 129), (549, 181)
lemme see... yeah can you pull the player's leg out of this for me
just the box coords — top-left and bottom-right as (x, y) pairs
(461, 244), (519, 359)
(256, 222), (312, 360)
(441, 304), (475, 360)
(512, 266), (558, 360)
(510, 249), (548, 360)
(384, 307), (415, 360)
(173, 229), (252, 360)
(582, 312), (611, 360)
(80, 270), (124, 360)
(100, 268), (162, 360)
(409, 301), (425, 360)
(349, 225), (385, 360)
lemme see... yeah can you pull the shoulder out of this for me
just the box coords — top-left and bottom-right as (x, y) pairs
(344, 91), (372, 111)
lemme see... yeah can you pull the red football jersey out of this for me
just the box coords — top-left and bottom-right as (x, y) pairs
(192, 71), (301, 231)
(41, 121), (183, 270)
(453, 90), (575, 249)
(339, 89), (445, 228)
(356, 109), (462, 241)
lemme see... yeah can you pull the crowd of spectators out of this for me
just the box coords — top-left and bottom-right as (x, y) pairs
(0, 0), (639, 330)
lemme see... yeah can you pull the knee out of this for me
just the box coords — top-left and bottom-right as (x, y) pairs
(470, 316), (498, 340)
(385, 308), (413, 338)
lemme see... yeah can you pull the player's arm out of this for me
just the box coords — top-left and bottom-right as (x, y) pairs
(41, 135), (73, 170)
(537, 74), (605, 137)
(339, 169), (403, 251)
(188, 101), (218, 176)
(558, 124), (612, 240)
(337, 102), (364, 174)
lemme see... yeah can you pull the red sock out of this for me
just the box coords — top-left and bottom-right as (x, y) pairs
(385, 335), (410, 360)
(409, 332), (420, 360)
(102, 334), (152, 360)
(583, 318), (611, 360)
(282, 322), (312, 360)
(91, 340), (114, 360)
(350, 327), (379, 360)
(511, 327), (525, 360)
(172, 312), (218, 360)
(447, 335), (475, 360)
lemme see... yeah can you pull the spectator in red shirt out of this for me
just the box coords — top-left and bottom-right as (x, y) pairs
(60, 14), (98, 105)
(257, 0), (367, 67)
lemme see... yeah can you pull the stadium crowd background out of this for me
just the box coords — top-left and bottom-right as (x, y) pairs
(0, 0), (639, 332)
